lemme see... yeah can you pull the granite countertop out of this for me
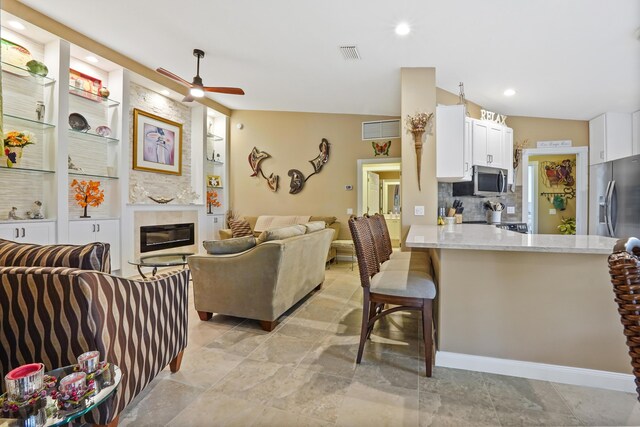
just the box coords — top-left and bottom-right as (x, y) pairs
(405, 224), (619, 254)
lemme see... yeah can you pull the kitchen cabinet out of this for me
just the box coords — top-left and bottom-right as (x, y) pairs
(0, 221), (56, 245)
(633, 110), (640, 156)
(589, 112), (633, 165)
(68, 219), (120, 270)
(471, 120), (504, 168)
(436, 105), (472, 182)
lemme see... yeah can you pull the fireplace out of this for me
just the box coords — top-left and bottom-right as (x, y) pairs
(140, 223), (195, 253)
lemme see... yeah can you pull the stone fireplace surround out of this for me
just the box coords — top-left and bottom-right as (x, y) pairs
(133, 210), (199, 261)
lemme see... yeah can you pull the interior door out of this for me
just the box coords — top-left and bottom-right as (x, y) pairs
(366, 171), (380, 215)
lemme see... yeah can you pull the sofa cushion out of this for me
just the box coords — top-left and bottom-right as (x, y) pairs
(254, 215), (311, 233)
(309, 216), (337, 225)
(203, 236), (257, 255)
(303, 221), (326, 234)
(0, 239), (111, 273)
(228, 218), (253, 238)
(257, 225), (306, 243)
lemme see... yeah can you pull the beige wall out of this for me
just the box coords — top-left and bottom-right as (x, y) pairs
(229, 110), (400, 238)
(436, 87), (483, 119)
(401, 68), (437, 238)
(530, 154), (577, 234)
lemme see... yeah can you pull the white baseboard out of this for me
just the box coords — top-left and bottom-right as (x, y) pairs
(436, 351), (636, 393)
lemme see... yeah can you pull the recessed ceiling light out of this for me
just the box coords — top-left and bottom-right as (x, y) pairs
(503, 88), (516, 97)
(85, 55), (99, 63)
(8, 20), (26, 30)
(160, 89), (170, 96)
(395, 22), (411, 36)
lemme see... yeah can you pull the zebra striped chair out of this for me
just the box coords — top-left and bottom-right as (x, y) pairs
(0, 239), (189, 426)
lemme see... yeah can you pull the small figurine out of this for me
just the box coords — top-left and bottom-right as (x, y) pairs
(68, 156), (84, 172)
(26, 201), (44, 219)
(36, 101), (45, 121)
(8, 207), (22, 220)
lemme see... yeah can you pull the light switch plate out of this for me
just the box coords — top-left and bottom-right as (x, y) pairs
(347, 208), (353, 215)
(549, 208), (557, 215)
(414, 206), (425, 216)
(506, 206), (515, 214)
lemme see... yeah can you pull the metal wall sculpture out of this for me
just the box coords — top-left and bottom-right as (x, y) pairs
(287, 138), (331, 194)
(248, 147), (279, 192)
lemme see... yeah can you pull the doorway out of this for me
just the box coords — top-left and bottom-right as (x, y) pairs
(521, 147), (588, 235)
(357, 158), (401, 246)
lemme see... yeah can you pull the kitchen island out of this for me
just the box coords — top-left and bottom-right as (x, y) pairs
(406, 224), (631, 391)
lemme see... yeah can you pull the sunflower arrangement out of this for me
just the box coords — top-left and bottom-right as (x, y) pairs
(71, 179), (105, 218)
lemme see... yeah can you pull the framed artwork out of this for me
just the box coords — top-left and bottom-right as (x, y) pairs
(69, 69), (102, 101)
(133, 109), (183, 175)
(208, 175), (222, 187)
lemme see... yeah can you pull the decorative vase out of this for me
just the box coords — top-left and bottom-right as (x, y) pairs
(5, 146), (22, 168)
(411, 129), (425, 191)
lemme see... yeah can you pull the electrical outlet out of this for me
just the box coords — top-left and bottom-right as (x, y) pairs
(347, 208), (353, 215)
(506, 206), (515, 214)
(549, 208), (557, 215)
(414, 206), (425, 216)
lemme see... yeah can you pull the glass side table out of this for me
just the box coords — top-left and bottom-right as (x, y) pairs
(0, 364), (121, 427)
(128, 252), (194, 278)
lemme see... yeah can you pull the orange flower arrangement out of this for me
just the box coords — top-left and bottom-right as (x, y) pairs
(71, 179), (105, 218)
(207, 190), (221, 214)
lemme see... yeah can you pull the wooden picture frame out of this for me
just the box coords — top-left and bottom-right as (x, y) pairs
(208, 175), (222, 188)
(133, 108), (183, 175)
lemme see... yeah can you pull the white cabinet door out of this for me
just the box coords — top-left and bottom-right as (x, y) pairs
(95, 220), (120, 271)
(503, 127), (514, 185)
(0, 222), (54, 245)
(605, 112), (632, 162)
(463, 118), (473, 181)
(472, 120), (489, 166)
(632, 111), (639, 156)
(487, 124), (503, 167)
(68, 221), (96, 245)
(436, 105), (470, 182)
(589, 114), (606, 165)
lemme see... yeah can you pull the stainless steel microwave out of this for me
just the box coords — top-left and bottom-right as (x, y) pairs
(452, 166), (508, 197)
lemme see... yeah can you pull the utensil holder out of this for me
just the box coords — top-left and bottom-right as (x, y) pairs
(488, 211), (502, 224)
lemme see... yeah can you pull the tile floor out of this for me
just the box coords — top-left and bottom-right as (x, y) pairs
(119, 262), (640, 426)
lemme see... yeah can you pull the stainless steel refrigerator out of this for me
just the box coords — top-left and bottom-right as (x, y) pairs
(589, 154), (640, 238)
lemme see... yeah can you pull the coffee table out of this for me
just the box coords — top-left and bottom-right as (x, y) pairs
(128, 252), (194, 278)
(0, 363), (121, 427)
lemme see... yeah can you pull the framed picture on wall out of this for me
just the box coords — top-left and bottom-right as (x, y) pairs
(207, 175), (222, 188)
(133, 108), (183, 175)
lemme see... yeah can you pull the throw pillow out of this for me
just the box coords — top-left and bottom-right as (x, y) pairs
(257, 225), (306, 243)
(228, 218), (253, 238)
(303, 221), (326, 234)
(203, 236), (256, 255)
(309, 216), (337, 225)
(0, 239), (111, 273)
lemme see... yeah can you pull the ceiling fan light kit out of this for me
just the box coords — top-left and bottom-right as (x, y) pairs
(155, 48), (245, 102)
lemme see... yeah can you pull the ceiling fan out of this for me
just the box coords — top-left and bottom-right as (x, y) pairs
(156, 49), (245, 102)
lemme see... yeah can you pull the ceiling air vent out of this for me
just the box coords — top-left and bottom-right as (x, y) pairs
(362, 119), (400, 140)
(339, 45), (360, 60)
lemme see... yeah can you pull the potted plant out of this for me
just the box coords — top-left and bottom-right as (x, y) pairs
(206, 190), (221, 214)
(71, 180), (104, 218)
(3, 131), (36, 168)
(558, 217), (576, 235)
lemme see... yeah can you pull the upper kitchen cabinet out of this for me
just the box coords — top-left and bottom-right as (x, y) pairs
(436, 105), (472, 182)
(589, 112), (632, 165)
(503, 127), (514, 185)
(471, 120), (505, 168)
(633, 110), (640, 156)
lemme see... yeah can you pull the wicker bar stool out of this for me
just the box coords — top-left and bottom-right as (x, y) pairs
(367, 214), (429, 273)
(349, 216), (436, 377)
(608, 237), (640, 401)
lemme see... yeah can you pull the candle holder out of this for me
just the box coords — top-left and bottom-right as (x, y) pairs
(4, 363), (44, 401)
(78, 351), (100, 373)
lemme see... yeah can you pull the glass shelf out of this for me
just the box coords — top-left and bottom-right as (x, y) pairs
(3, 113), (56, 129)
(68, 85), (120, 107)
(0, 165), (55, 174)
(207, 133), (224, 141)
(207, 186), (224, 189)
(69, 171), (119, 180)
(1, 61), (56, 85)
(68, 129), (119, 143)
(206, 160), (224, 165)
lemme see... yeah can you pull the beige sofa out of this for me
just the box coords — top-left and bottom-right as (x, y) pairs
(189, 227), (334, 331)
(220, 215), (340, 263)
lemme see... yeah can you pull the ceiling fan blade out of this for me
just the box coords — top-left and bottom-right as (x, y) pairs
(203, 86), (245, 95)
(156, 68), (192, 87)
(182, 94), (195, 102)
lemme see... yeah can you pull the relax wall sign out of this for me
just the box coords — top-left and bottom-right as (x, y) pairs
(480, 109), (507, 125)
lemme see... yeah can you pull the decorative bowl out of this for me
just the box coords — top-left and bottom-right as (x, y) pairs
(95, 126), (111, 137)
(69, 113), (90, 132)
(5, 363), (45, 400)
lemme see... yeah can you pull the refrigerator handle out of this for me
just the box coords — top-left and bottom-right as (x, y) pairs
(606, 180), (616, 237)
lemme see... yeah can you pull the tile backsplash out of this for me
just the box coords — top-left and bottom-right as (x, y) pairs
(437, 183), (523, 223)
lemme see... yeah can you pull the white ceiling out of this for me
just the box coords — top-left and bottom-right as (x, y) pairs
(16, 0), (640, 120)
